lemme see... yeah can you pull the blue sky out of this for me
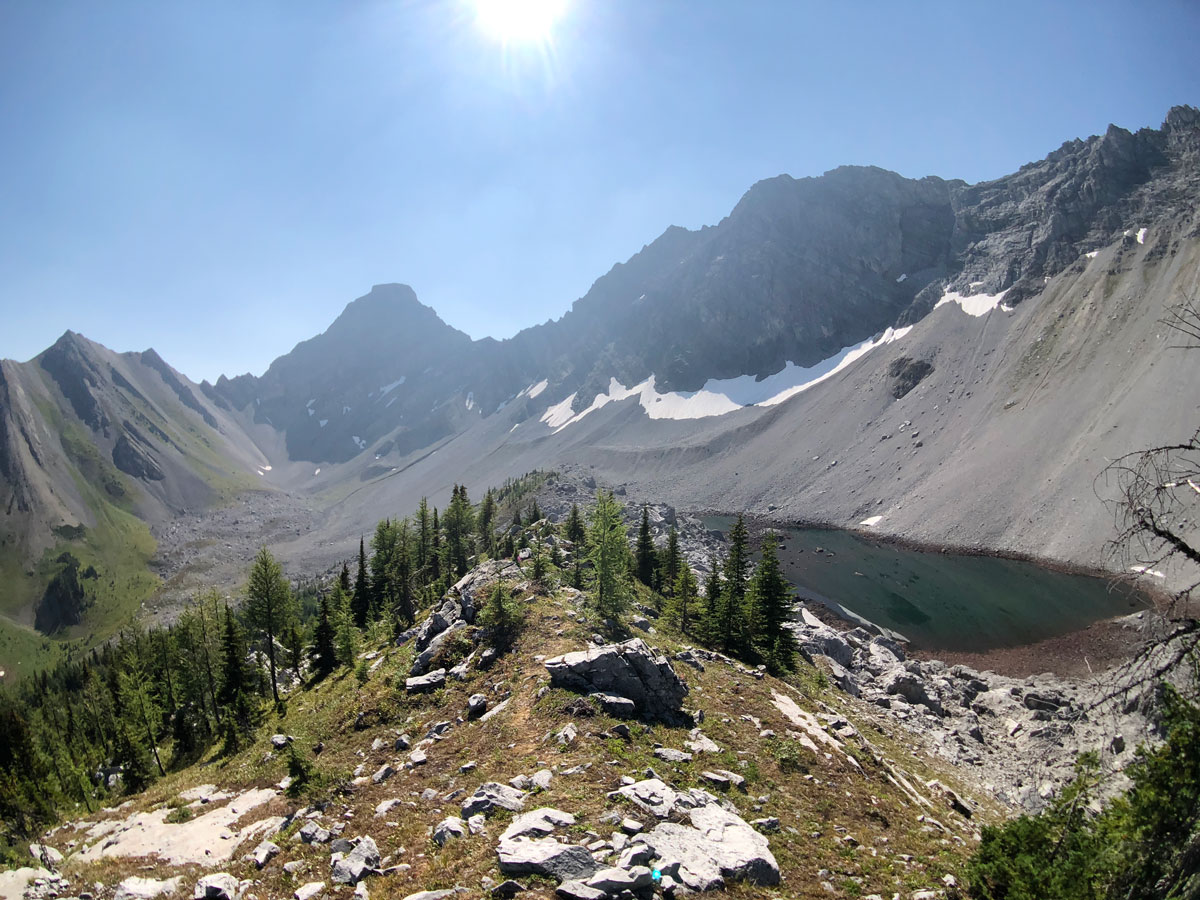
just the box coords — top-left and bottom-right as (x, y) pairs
(1, 1), (1197, 383)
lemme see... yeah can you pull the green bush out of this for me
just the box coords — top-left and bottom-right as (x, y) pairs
(967, 686), (1200, 900)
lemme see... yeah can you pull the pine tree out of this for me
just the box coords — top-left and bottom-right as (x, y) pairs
(312, 593), (337, 677)
(416, 498), (432, 574)
(478, 580), (523, 648)
(587, 490), (628, 623)
(719, 515), (751, 657)
(635, 506), (656, 587)
(352, 537), (370, 628)
(749, 534), (796, 672)
(700, 552), (723, 647)
(332, 584), (358, 668)
(339, 562), (351, 595)
(666, 564), (699, 636)
(528, 498), (542, 524)
(564, 503), (586, 544)
(478, 488), (497, 555)
(661, 526), (682, 597)
(245, 546), (294, 705)
(218, 605), (254, 747)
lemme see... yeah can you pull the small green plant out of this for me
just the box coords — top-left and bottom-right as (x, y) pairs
(355, 659), (370, 685)
(285, 743), (315, 797)
(165, 805), (193, 824)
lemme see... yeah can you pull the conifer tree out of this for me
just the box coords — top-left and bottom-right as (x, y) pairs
(661, 526), (682, 597)
(665, 563), (699, 635)
(588, 490), (628, 623)
(635, 506), (656, 587)
(332, 584), (358, 668)
(117, 659), (166, 780)
(478, 488), (497, 554)
(218, 605), (254, 747)
(700, 552), (723, 647)
(564, 503), (585, 544)
(749, 534), (796, 673)
(246, 546), (294, 705)
(339, 562), (351, 595)
(528, 498), (542, 524)
(719, 515), (751, 656)
(416, 498), (432, 573)
(312, 593), (337, 677)
(352, 537), (370, 628)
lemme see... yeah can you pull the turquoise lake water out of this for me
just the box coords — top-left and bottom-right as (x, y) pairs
(702, 518), (1149, 652)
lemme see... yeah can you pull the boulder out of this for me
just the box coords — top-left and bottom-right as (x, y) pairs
(271, 734), (293, 749)
(28, 844), (63, 867)
(884, 670), (944, 715)
(462, 782), (527, 817)
(252, 840), (281, 869)
(467, 694), (488, 718)
(433, 817), (467, 846)
(611, 778), (715, 818)
(496, 837), (598, 882)
(331, 836), (380, 885)
(371, 764), (396, 784)
(587, 866), (654, 893)
(642, 803), (780, 889)
(193, 874), (241, 900)
(554, 883), (604, 900)
(294, 883), (325, 900)
(531, 769), (553, 790)
(587, 692), (636, 718)
(543, 638), (689, 722)
(114, 877), (182, 900)
(406, 669), (447, 694)
(298, 821), (332, 844)
(499, 808), (576, 841)
(411, 621), (468, 676)
(653, 747), (692, 763)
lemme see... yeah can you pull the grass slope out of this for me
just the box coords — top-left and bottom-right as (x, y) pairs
(41, 564), (998, 899)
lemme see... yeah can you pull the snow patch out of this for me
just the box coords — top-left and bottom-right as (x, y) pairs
(313, 468), (321, 476)
(895, 273), (907, 283)
(385, 396), (397, 408)
(1085, 250), (1099, 259)
(318, 419), (328, 428)
(859, 515), (883, 527)
(352, 436), (366, 450)
(307, 408), (315, 416)
(540, 393), (579, 429)
(969, 281), (984, 290)
(1136, 227), (1147, 244)
(465, 391), (475, 411)
(379, 377), (406, 396)
(936, 287), (1010, 317)
(540, 327), (913, 433)
(527, 379), (548, 399)
(306, 398), (316, 408)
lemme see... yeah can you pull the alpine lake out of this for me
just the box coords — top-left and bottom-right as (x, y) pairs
(701, 517), (1153, 653)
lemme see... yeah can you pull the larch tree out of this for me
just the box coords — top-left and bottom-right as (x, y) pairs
(588, 490), (629, 623)
(635, 506), (656, 587)
(245, 546), (294, 705)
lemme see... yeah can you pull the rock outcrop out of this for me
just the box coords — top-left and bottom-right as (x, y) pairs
(544, 638), (689, 722)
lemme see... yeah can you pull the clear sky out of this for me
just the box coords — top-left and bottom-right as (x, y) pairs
(1, 1), (1197, 383)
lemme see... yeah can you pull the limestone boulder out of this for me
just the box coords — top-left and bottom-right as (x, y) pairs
(544, 638), (688, 722)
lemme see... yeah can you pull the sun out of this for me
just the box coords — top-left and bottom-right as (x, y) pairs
(472, 0), (568, 44)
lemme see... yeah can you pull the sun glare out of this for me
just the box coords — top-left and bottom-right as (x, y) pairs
(473, 0), (568, 44)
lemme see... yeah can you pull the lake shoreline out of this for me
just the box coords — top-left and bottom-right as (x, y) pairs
(697, 511), (1167, 661)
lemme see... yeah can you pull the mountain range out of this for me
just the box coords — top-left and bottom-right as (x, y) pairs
(2, 105), (1199, 665)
